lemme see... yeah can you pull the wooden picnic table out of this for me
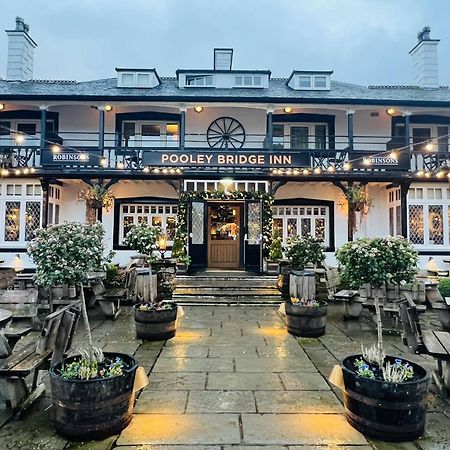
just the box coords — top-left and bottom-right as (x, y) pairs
(0, 309), (12, 329)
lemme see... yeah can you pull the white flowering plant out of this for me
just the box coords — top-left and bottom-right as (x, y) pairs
(286, 235), (325, 271)
(336, 236), (419, 382)
(123, 223), (162, 261)
(28, 222), (109, 287)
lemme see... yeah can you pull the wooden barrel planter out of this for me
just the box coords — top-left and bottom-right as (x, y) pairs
(134, 303), (178, 340)
(340, 355), (430, 442)
(49, 352), (137, 440)
(285, 301), (327, 337)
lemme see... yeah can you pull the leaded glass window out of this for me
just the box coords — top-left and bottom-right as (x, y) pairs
(408, 205), (424, 245)
(5, 202), (20, 241)
(25, 201), (41, 241)
(247, 202), (262, 244)
(429, 205), (444, 245)
(191, 202), (205, 245)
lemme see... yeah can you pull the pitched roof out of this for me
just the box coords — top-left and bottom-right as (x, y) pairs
(0, 77), (450, 106)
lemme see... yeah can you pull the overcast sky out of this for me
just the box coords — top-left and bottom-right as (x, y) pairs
(1, 0), (449, 86)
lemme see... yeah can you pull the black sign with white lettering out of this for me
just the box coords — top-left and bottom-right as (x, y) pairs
(41, 149), (102, 167)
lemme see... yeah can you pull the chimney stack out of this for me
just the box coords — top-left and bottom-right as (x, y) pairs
(5, 17), (37, 81)
(409, 26), (440, 88)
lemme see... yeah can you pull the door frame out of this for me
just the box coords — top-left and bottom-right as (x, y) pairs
(206, 201), (244, 270)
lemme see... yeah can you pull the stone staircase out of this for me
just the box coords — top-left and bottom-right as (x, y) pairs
(173, 271), (281, 305)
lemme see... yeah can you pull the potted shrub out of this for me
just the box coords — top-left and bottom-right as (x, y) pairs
(28, 222), (139, 440)
(436, 278), (450, 330)
(266, 228), (283, 275)
(336, 236), (430, 441)
(284, 235), (327, 337)
(124, 224), (178, 340)
(171, 229), (190, 274)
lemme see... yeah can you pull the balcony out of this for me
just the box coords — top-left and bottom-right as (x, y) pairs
(0, 131), (448, 177)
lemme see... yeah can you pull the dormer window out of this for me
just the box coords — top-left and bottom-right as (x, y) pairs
(235, 75), (262, 87)
(185, 75), (213, 87)
(116, 68), (160, 88)
(287, 70), (333, 91)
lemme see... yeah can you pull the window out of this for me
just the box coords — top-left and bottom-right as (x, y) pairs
(136, 73), (150, 87)
(0, 182), (42, 246)
(121, 121), (179, 148)
(388, 188), (401, 236)
(117, 70), (159, 88)
(298, 76), (311, 88)
(287, 123), (328, 150)
(234, 75), (262, 87)
(272, 205), (330, 247)
(314, 76), (327, 88)
(273, 124), (285, 149)
(412, 125), (449, 152)
(408, 185), (450, 247)
(185, 75), (213, 86)
(121, 74), (134, 86)
(183, 180), (269, 193)
(120, 203), (178, 244)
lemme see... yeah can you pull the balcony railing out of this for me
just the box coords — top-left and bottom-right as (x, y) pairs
(0, 131), (449, 174)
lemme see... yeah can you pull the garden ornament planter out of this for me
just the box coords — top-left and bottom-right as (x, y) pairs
(134, 303), (178, 340)
(285, 300), (327, 337)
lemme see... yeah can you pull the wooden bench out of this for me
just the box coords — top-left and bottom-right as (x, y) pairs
(399, 295), (450, 396)
(0, 290), (39, 320)
(0, 303), (81, 416)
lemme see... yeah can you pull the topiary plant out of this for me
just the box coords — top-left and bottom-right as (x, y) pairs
(171, 228), (190, 265)
(286, 235), (325, 271)
(269, 227), (283, 261)
(438, 278), (450, 298)
(123, 223), (162, 261)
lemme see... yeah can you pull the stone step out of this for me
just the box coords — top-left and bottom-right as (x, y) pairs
(175, 277), (278, 289)
(174, 296), (282, 305)
(173, 288), (280, 297)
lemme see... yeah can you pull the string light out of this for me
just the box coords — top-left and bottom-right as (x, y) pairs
(416, 170), (425, 177)
(362, 158), (372, 166)
(117, 162), (125, 169)
(425, 142), (434, 151)
(51, 144), (60, 153)
(30, 167), (36, 173)
(343, 162), (351, 170)
(327, 165), (336, 173)
(143, 166), (150, 173)
(313, 167), (322, 174)
(436, 170), (446, 178)
(1, 169), (9, 177)
(100, 157), (108, 167)
(302, 169), (310, 175)
(425, 171), (432, 178)
(389, 150), (397, 159)
(15, 134), (24, 144)
(14, 169), (21, 176)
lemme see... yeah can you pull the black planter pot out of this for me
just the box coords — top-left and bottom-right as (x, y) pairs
(285, 301), (327, 337)
(49, 352), (138, 441)
(341, 354), (430, 442)
(134, 303), (178, 340)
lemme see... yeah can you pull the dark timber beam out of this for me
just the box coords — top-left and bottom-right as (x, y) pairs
(400, 181), (410, 238)
(40, 178), (50, 228)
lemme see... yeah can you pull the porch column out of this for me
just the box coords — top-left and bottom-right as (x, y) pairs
(347, 110), (354, 151)
(267, 110), (273, 150)
(39, 105), (48, 150)
(180, 108), (186, 148)
(98, 107), (105, 156)
(400, 181), (410, 238)
(40, 178), (50, 228)
(403, 112), (411, 149)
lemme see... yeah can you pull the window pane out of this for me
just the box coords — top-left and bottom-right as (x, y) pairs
(55, 204), (60, 224)
(290, 126), (309, 150)
(244, 76), (253, 86)
(315, 218), (325, 241)
(314, 76), (327, 88)
(25, 201), (41, 241)
(437, 126), (448, 153)
(315, 125), (327, 150)
(5, 202), (20, 241)
(253, 76), (261, 85)
(166, 216), (176, 240)
(298, 76), (311, 88)
(235, 76), (242, 85)
(389, 207), (394, 236)
(122, 74), (134, 86)
(273, 218), (283, 237)
(429, 205), (444, 245)
(123, 216), (134, 238)
(138, 216), (148, 224)
(301, 218), (311, 236)
(408, 205), (423, 244)
(141, 124), (160, 136)
(191, 202), (205, 245)
(0, 121), (11, 137)
(123, 122), (136, 146)
(396, 206), (402, 236)
(273, 124), (284, 149)
(287, 218), (297, 238)
(136, 73), (149, 86)
(152, 216), (162, 227)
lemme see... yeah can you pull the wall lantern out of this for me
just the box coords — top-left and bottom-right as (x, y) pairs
(104, 105), (113, 112)
(284, 107), (293, 113)
(0, 104), (5, 110)
(158, 234), (168, 258)
(386, 108), (396, 115)
(15, 134), (24, 144)
(194, 106), (203, 113)
(425, 142), (434, 151)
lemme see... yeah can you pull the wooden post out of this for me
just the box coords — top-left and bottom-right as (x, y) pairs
(400, 181), (410, 238)
(40, 178), (50, 228)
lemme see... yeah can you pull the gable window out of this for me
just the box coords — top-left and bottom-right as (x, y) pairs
(117, 70), (160, 88)
(185, 75), (213, 87)
(234, 75), (262, 87)
(121, 74), (134, 87)
(298, 76), (312, 88)
(314, 76), (327, 88)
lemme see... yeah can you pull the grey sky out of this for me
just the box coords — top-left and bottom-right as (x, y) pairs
(1, 0), (449, 86)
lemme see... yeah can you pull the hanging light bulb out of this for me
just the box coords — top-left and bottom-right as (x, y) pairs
(143, 166), (150, 173)
(51, 144), (60, 153)
(100, 157), (108, 167)
(314, 167), (322, 174)
(416, 170), (425, 177)
(389, 150), (397, 159)
(117, 161), (125, 169)
(425, 142), (433, 151)
(14, 169), (21, 176)
(1, 169), (9, 176)
(327, 165), (336, 173)
(343, 162), (351, 171)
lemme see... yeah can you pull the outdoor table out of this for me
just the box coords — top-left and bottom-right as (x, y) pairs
(0, 308), (13, 360)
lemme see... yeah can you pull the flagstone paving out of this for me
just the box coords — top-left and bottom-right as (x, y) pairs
(0, 304), (448, 449)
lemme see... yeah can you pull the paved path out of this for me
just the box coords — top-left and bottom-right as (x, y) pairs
(0, 304), (449, 449)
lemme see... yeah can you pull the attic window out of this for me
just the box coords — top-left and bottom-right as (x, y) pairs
(186, 75), (213, 87)
(298, 76), (312, 88)
(235, 75), (262, 87)
(314, 76), (327, 88)
(137, 73), (150, 86)
(122, 74), (134, 87)
(116, 69), (160, 88)
(295, 74), (330, 90)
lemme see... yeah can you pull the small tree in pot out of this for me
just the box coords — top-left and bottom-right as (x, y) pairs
(336, 236), (430, 442)
(124, 223), (178, 340)
(284, 235), (327, 337)
(28, 222), (138, 440)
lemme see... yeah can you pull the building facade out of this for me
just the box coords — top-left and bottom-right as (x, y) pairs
(1, 18), (450, 271)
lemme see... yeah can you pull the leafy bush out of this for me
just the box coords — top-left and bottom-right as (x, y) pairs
(28, 222), (108, 287)
(268, 228), (283, 261)
(336, 236), (418, 289)
(438, 278), (450, 298)
(123, 223), (162, 258)
(286, 235), (325, 270)
(105, 263), (126, 287)
(171, 229), (190, 264)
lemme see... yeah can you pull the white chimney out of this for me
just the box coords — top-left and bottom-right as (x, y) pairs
(6, 17), (37, 81)
(409, 26), (439, 88)
(214, 48), (233, 70)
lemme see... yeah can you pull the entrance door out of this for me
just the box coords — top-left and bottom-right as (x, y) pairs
(208, 204), (241, 269)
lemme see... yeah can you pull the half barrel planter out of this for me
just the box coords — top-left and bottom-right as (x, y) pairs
(340, 354), (430, 442)
(49, 352), (138, 440)
(134, 303), (178, 340)
(285, 301), (327, 337)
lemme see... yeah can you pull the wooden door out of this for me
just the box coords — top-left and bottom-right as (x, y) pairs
(208, 204), (241, 269)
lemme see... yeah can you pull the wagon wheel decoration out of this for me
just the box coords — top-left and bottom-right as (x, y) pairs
(207, 117), (246, 148)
